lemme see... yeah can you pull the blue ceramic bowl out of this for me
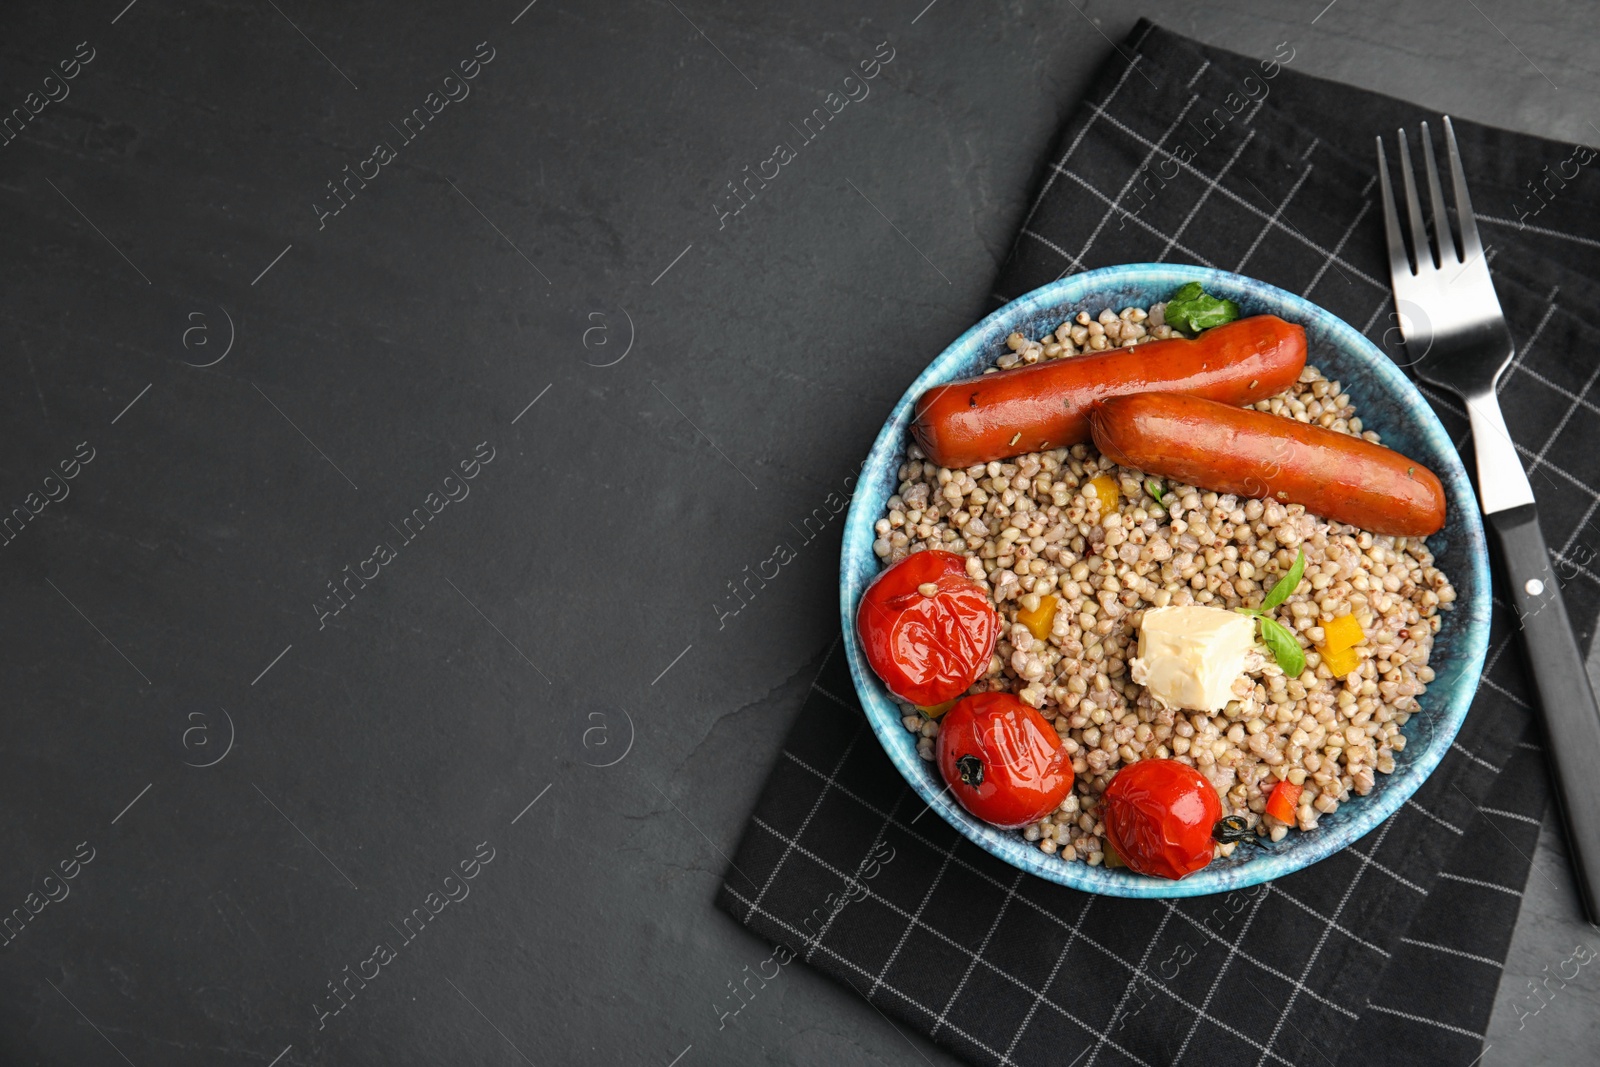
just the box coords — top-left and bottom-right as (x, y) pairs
(840, 264), (1491, 898)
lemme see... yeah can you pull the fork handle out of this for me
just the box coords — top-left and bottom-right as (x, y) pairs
(1488, 503), (1600, 927)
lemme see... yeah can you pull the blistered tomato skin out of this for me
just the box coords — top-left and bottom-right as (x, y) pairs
(936, 693), (1073, 829)
(857, 550), (999, 707)
(1102, 759), (1223, 880)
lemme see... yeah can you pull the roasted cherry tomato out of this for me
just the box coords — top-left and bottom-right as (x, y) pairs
(857, 550), (999, 707)
(936, 693), (1072, 829)
(1101, 759), (1222, 880)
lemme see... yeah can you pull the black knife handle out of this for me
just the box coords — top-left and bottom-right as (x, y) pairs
(1487, 504), (1600, 927)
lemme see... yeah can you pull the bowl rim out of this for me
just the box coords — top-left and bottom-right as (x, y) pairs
(839, 262), (1491, 898)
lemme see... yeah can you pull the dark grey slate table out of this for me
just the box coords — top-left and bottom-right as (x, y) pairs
(0, 2), (1593, 1064)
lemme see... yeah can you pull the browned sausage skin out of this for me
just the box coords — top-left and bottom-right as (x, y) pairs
(910, 316), (1306, 470)
(1087, 392), (1447, 537)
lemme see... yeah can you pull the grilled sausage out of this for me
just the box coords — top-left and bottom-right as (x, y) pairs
(1087, 392), (1447, 536)
(910, 316), (1306, 469)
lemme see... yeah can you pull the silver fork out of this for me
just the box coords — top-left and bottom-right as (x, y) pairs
(1378, 116), (1600, 927)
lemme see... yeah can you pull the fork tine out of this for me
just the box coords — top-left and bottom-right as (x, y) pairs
(1375, 137), (1412, 278)
(1442, 116), (1482, 257)
(1397, 128), (1432, 269)
(1419, 121), (1458, 263)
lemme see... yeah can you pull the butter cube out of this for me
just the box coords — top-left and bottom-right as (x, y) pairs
(1131, 605), (1257, 712)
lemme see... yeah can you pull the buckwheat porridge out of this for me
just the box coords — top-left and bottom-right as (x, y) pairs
(872, 302), (1456, 867)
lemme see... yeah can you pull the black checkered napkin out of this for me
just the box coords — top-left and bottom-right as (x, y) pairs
(720, 21), (1600, 1066)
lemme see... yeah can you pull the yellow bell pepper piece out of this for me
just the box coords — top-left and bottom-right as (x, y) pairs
(1018, 595), (1059, 641)
(1319, 643), (1360, 678)
(1321, 613), (1364, 653)
(919, 698), (958, 719)
(1086, 473), (1119, 510)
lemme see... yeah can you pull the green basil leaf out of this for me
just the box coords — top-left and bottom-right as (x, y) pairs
(1259, 548), (1307, 613)
(1234, 606), (1261, 617)
(1258, 616), (1306, 677)
(1162, 282), (1241, 335)
(1145, 477), (1165, 503)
